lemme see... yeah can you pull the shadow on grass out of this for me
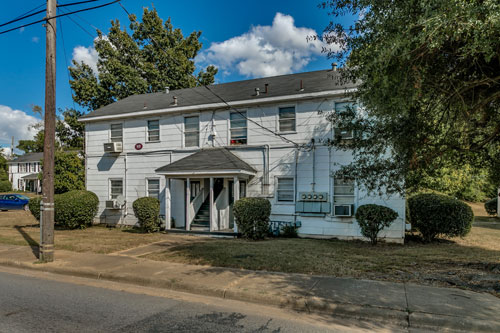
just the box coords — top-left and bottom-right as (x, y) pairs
(14, 226), (39, 259)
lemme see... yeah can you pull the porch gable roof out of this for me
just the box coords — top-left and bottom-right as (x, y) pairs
(155, 148), (257, 176)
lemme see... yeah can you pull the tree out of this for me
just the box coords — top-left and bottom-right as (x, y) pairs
(0, 148), (8, 181)
(69, 8), (217, 112)
(17, 131), (45, 154)
(40, 151), (85, 194)
(321, 0), (500, 194)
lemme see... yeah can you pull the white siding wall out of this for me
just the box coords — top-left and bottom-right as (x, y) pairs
(85, 97), (406, 242)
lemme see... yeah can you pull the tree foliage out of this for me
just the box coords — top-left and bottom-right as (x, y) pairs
(69, 7), (217, 111)
(0, 149), (8, 181)
(321, 0), (500, 194)
(39, 151), (85, 194)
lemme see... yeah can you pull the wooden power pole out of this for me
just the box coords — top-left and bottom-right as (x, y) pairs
(40, 0), (57, 262)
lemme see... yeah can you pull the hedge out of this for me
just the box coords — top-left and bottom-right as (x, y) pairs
(133, 197), (161, 232)
(28, 190), (99, 229)
(408, 193), (473, 242)
(233, 197), (271, 240)
(355, 204), (398, 245)
(484, 197), (497, 216)
(0, 180), (12, 192)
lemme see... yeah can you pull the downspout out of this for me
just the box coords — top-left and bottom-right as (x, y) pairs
(311, 139), (316, 192)
(263, 144), (270, 195)
(294, 147), (299, 225)
(124, 153), (128, 224)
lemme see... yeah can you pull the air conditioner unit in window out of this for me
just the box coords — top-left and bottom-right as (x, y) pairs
(333, 204), (354, 217)
(334, 128), (354, 140)
(104, 142), (123, 153)
(106, 196), (125, 210)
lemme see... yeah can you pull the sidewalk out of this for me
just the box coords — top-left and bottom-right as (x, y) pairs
(0, 244), (499, 332)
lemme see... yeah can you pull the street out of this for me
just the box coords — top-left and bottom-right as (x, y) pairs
(0, 267), (400, 333)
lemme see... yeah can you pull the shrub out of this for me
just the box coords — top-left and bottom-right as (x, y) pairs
(29, 197), (42, 220)
(484, 197), (498, 216)
(55, 190), (99, 229)
(281, 224), (298, 238)
(408, 193), (473, 242)
(0, 180), (12, 192)
(355, 204), (398, 245)
(234, 197), (271, 240)
(133, 197), (161, 232)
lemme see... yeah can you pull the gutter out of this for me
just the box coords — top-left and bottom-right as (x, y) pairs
(78, 88), (357, 123)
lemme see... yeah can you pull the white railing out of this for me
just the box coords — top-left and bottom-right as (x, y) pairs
(189, 188), (208, 224)
(212, 188), (228, 231)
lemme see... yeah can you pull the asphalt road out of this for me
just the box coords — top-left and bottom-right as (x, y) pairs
(0, 268), (389, 333)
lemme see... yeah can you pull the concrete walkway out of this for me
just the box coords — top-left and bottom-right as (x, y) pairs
(0, 244), (499, 332)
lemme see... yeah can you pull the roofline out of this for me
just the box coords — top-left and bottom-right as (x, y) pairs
(155, 169), (257, 177)
(79, 88), (357, 123)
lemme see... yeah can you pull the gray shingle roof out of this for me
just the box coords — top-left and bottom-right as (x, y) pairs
(81, 69), (355, 120)
(9, 152), (43, 163)
(155, 148), (256, 174)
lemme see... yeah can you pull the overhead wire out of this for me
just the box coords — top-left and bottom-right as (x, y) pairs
(0, 0), (121, 35)
(58, 9), (77, 110)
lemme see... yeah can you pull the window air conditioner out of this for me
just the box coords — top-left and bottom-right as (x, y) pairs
(104, 142), (123, 153)
(333, 204), (354, 217)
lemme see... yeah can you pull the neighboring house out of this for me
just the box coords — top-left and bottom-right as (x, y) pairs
(80, 69), (406, 243)
(7, 152), (43, 193)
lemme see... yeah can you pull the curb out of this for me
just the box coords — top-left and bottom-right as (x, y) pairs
(1, 259), (498, 332)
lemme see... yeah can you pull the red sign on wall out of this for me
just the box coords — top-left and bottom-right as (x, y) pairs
(135, 143), (143, 150)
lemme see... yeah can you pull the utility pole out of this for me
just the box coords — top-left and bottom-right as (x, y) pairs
(40, 0), (57, 262)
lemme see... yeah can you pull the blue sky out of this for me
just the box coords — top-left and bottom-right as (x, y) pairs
(0, 0), (352, 152)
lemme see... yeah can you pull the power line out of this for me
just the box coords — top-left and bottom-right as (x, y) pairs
(58, 0), (103, 8)
(58, 11), (77, 110)
(59, 6), (95, 38)
(0, 0), (120, 35)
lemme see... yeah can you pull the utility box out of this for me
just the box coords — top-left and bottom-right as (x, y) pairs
(296, 192), (330, 215)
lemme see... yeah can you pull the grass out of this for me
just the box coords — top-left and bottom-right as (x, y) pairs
(0, 210), (166, 254)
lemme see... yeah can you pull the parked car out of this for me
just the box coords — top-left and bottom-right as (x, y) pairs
(0, 194), (30, 211)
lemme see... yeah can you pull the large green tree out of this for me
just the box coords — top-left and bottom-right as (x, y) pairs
(321, 0), (500, 194)
(70, 8), (217, 111)
(0, 148), (8, 181)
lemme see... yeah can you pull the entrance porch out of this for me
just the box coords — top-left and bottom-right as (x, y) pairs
(155, 148), (256, 234)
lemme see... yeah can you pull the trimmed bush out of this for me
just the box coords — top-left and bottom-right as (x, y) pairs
(0, 180), (12, 192)
(133, 197), (161, 232)
(29, 197), (42, 220)
(484, 197), (498, 216)
(281, 224), (298, 238)
(408, 193), (473, 242)
(55, 190), (99, 229)
(355, 204), (398, 245)
(234, 197), (271, 240)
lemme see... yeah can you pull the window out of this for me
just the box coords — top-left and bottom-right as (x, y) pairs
(147, 179), (160, 199)
(333, 177), (355, 215)
(190, 181), (200, 200)
(147, 120), (160, 142)
(333, 102), (356, 140)
(239, 181), (246, 198)
(110, 123), (123, 143)
(184, 116), (199, 147)
(230, 111), (247, 145)
(109, 179), (123, 199)
(279, 106), (296, 132)
(277, 177), (294, 202)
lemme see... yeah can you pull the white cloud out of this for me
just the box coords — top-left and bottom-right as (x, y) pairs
(31, 36), (39, 43)
(19, 27), (25, 33)
(0, 105), (40, 149)
(72, 35), (109, 73)
(1, 147), (12, 157)
(196, 13), (328, 78)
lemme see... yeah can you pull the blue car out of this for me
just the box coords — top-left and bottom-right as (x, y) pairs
(0, 194), (30, 211)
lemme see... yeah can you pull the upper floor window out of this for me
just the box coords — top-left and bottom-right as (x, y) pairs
(333, 102), (356, 140)
(147, 120), (160, 142)
(277, 177), (294, 202)
(184, 116), (199, 147)
(279, 106), (296, 132)
(109, 179), (123, 199)
(147, 178), (160, 199)
(110, 123), (123, 143)
(230, 111), (247, 145)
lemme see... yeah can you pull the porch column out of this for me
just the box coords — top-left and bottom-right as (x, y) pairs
(209, 177), (214, 231)
(185, 178), (191, 230)
(233, 176), (240, 233)
(164, 178), (171, 230)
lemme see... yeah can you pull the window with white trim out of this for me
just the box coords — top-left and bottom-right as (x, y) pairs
(333, 102), (356, 140)
(277, 177), (294, 202)
(190, 181), (200, 200)
(333, 177), (355, 215)
(109, 179), (123, 199)
(279, 106), (296, 132)
(184, 116), (199, 147)
(110, 123), (123, 143)
(147, 179), (160, 199)
(147, 120), (160, 142)
(230, 111), (247, 145)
